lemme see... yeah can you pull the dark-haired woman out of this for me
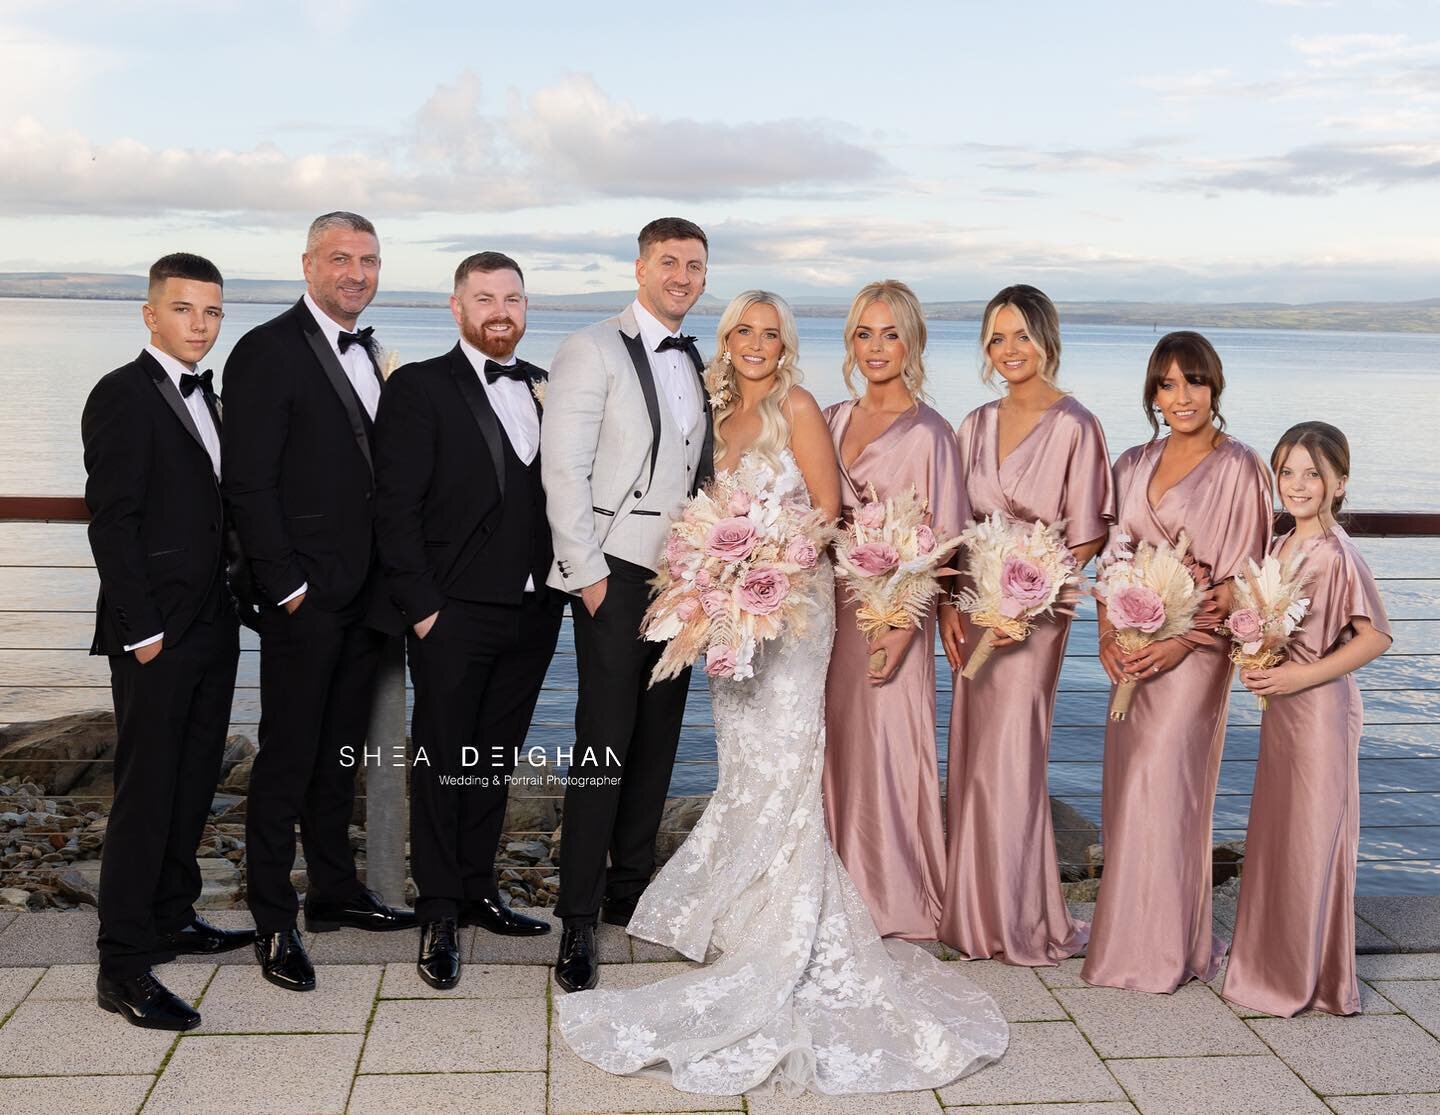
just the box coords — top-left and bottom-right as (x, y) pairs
(938, 286), (1113, 966)
(1081, 332), (1271, 994)
(1222, 422), (1391, 1017)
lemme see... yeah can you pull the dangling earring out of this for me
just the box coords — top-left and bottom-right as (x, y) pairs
(721, 351), (732, 366)
(776, 355), (786, 368)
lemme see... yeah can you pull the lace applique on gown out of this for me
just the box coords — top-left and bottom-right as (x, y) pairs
(555, 450), (1009, 1095)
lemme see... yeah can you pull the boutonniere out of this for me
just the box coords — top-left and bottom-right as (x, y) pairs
(530, 378), (546, 407)
(378, 347), (401, 381)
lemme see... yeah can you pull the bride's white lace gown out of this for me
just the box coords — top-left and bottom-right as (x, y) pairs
(555, 450), (1008, 1095)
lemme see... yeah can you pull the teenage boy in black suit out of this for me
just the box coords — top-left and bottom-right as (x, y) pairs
(83, 252), (255, 1031)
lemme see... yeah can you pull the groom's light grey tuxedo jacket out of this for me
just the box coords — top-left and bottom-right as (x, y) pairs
(541, 304), (713, 592)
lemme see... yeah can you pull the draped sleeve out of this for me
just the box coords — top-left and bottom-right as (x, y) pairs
(1060, 405), (1115, 548)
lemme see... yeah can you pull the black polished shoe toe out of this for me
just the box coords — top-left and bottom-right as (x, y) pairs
(96, 970), (200, 1031)
(554, 922), (598, 993)
(304, 887), (417, 933)
(162, 915), (257, 955)
(417, 918), (462, 991)
(461, 895), (551, 937)
(255, 928), (316, 992)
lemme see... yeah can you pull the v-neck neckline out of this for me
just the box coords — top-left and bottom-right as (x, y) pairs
(994, 395), (1066, 474)
(838, 399), (917, 473)
(1145, 435), (1226, 512)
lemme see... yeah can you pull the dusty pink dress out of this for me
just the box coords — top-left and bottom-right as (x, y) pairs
(1081, 436), (1272, 993)
(822, 400), (968, 940)
(940, 396), (1115, 964)
(1222, 527), (1391, 1017)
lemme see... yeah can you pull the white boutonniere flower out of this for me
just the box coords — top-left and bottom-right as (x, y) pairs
(531, 379), (546, 407)
(378, 347), (401, 381)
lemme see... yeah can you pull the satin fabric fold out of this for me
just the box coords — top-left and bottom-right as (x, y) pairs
(941, 395), (1114, 965)
(1081, 436), (1272, 993)
(1222, 526), (1391, 1017)
(821, 400), (968, 939)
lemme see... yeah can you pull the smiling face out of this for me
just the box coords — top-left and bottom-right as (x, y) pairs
(850, 299), (907, 388)
(986, 304), (1046, 387)
(1276, 442), (1343, 526)
(142, 277), (224, 368)
(1154, 359), (1214, 435)
(302, 226), (380, 328)
(452, 265), (527, 360)
(725, 301), (784, 384)
(635, 237), (707, 330)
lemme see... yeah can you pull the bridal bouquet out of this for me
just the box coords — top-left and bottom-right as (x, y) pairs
(641, 462), (834, 684)
(833, 485), (965, 670)
(1092, 532), (1206, 721)
(1224, 550), (1312, 711)
(951, 512), (1081, 680)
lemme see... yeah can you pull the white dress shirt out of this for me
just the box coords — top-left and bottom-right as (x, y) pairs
(303, 291), (381, 421)
(631, 299), (702, 436)
(460, 338), (540, 591)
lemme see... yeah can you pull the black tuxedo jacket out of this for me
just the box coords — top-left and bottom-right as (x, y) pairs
(221, 299), (380, 612)
(82, 351), (227, 656)
(371, 345), (553, 631)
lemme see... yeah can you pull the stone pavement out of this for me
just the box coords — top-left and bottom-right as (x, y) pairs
(0, 897), (1438, 1114)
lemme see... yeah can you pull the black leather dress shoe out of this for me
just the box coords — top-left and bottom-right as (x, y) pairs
(417, 918), (462, 990)
(97, 969), (200, 1031)
(255, 928), (316, 992)
(554, 922), (598, 993)
(161, 915), (257, 955)
(460, 895), (551, 937)
(600, 898), (637, 929)
(304, 887), (417, 933)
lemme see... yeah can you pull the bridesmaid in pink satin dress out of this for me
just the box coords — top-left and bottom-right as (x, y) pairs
(1223, 423), (1392, 1017)
(822, 280), (967, 940)
(1082, 331), (1272, 994)
(939, 286), (1114, 965)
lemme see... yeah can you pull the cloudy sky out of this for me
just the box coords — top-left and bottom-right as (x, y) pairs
(2, 0), (1437, 302)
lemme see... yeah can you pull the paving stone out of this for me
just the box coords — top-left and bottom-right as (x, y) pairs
(1357, 953), (1440, 980)
(1354, 913), (1401, 955)
(548, 1016), (746, 1113)
(1036, 957), (1088, 988)
(1224, 978), (1398, 1018)
(1053, 983), (1265, 1058)
(936, 1020), (1124, 1106)
(1355, 897), (1440, 952)
(1108, 1054), (1329, 1114)
(954, 960), (1068, 1022)
(0, 911), (98, 965)
(0, 967), (42, 1016)
(556, 959), (699, 992)
(1370, 980), (1440, 1039)
(630, 936), (692, 963)
(1, 1074), (153, 1114)
(379, 960), (548, 998)
(346, 1070), (547, 1114)
(0, 912), (15, 936)
(194, 963), (378, 1033)
(747, 1089), (944, 1113)
(0, 999), (176, 1074)
(1324, 1097), (1440, 1114)
(29, 962), (212, 1004)
(940, 1106), (1137, 1115)
(142, 1032), (362, 1114)
(1250, 1013), (1440, 1095)
(361, 996), (546, 1073)
(303, 924), (456, 964)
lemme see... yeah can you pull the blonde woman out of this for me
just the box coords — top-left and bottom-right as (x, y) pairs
(822, 280), (968, 940)
(556, 290), (1008, 1094)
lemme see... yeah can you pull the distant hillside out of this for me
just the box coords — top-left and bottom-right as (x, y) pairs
(0, 273), (1437, 333)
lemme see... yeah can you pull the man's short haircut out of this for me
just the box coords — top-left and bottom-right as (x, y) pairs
(638, 217), (708, 257)
(147, 252), (223, 299)
(306, 211), (378, 254)
(454, 251), (525, 292)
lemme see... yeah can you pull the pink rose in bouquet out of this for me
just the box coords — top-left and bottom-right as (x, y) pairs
(998, 556), (1052, 618)
(705, 517), (757, 561)
(915, 523), (937, 554)
(705, 644), (737, 678)
(675, 597), (701, 622)
(694, 568), (713, 589)
(728, 489), (752, 516)
(785, 536), (818, 569)
(856, 501), (886, 529)
(1228, 607), (1263, 651)
(1107, 583), (1166, 634)
(664, 535), (695, 575)
(848, 541), (900, 577)
(737, 566), (790, 615)
(700, 589), (730, 619)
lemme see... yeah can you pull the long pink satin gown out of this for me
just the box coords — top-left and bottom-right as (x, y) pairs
(940, 396), (1115, 965)
(1222, 527), (1391, 1017)
(822, 400), (968, 940)
(1081, 435), (1272, 993)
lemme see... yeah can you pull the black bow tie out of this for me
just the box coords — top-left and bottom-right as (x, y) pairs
(337, 326), (374, 354)
(655, 334), (698, 355)
(484, 359), (529, 385)
(179, 369), (214, 398)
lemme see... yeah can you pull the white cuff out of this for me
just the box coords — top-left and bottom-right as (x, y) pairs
(278, 582), (308, 606)
(123, 632), (163, 652)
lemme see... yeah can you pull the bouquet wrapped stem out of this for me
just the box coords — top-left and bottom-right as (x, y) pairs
(959, 613), (1029, 680)
(1223, 549), (1312, 713)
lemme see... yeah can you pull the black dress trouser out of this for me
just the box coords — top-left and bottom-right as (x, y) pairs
(98, 612), (240, 978)
(407, 593), (562, 923)
(554, 556), (691, 922)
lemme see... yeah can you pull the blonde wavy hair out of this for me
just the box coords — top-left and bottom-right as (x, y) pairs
(841, 280), (929, 401)
(706, 290), (804, 473)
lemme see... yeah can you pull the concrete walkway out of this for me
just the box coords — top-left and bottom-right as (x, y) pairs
(1, 897), (1439, 1114)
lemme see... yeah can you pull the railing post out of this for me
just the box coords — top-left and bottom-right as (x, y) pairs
(365, 635), (409, 907)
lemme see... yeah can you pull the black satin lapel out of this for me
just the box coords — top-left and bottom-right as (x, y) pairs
(302, 316), (374, 475)
(140, 351), (208, 455)
(620, 330), (662, 489)
(448, 347), (506, 497)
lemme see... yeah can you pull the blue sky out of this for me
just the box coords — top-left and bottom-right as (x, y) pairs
(2, 0), (1437, 302)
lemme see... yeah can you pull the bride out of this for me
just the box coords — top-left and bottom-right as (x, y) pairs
(555, 291), (1008, 1095)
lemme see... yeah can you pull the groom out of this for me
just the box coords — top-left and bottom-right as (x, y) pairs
(543, 217), (713, 991)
